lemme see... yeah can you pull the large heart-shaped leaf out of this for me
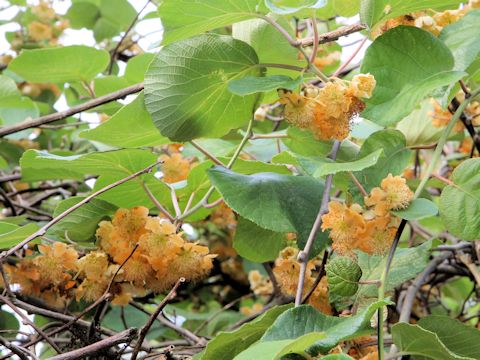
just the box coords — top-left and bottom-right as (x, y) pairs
(361, 26), (465, 126)
(145, 34), (261, 141)
(8, 45), (109, 83)
(0, 223), (39, 249)
(392, 198), (438, 221)
(208, 166), (329, 255)
(265, 0), (327, 14)
(233, 217), (287, 262)
(20, 148), (157, 181)
(158, 0), (266, 45)
(417, 316), (480, 359)
(80, 93), (168, 148)
(439, 158), (480, 240)
(355, 240), (432, 300)
(50, 197), (118, 242)
(234, 333), (326, 359)
(353, 130), (411, 192)
(392, 322), (476, 360)
(440, 10), (480, 72)
(298, 148), (383, 178)
(200, 304), (293, 360)
(261, 300), (390, 356)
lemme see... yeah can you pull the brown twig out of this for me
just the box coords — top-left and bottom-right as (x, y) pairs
(129, 301), (205, 345)
(0, 294), (62, 353)
(49, 328), (138, 360)
(130, 277), (185, 360)
(190, 140), (225, 166)
(349, 171), (368, 197)
(141, 182), (175, 221)
(0, 336), (36, 360)
(302, 250), (329, 304)
(0, 161), (160, 262)
(108, 0), (151, 74)
(295, 140), (341, 306)
(301, 23), (367, 47)
(0, 83), (144, 137)
(398, 253), (451, 322)
(333, 37), (367, 77)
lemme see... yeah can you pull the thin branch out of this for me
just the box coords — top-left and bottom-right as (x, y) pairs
(301, 23), (367, 47)
(399, 253), (451, 323)
(129, 301), (205, 345)
(0, 83), (144, 137)
(349, 171), (368, 197)
(108, 0), (151, 74)
(190, 140), (224, 166)
(309, 15), (319, 64)
(141, 182), (175, 221)
(0, 295), (62, 353)
(0, 336), (36, 360)
(49, 328), (138, 360)
(130, 277), (185, 360)
(295, 140), (341, 305)
(333, 37), (367, 77)
(302, 250), (329, 303)
(0, 161), (160, 262)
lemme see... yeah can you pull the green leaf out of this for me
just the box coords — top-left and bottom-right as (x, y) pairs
(418, 316), (480, 359)
(392, 322), (476, 360)
(360, 0), (463, 29)
(20, 149), (156, 182)
(124, 53), (155, 84)
(361, 26), (465, 126)
(355, 240), (432, 300)
(299, 148), (383, 178)
(233, 217), (287, 263)
(92, 174), (172, 211)
(8, 46), (110, 83)
(439, 158), (480, 240)
(50, 197), (118, 242)
(80, 93), (168, 148)
(283, 127), (359, 161)
(0, 310), (20, 331)
(353, 130), (411, 192)
(234, 332), (326, 359)
(392, 198), (438, 221)
(265, 0), (327, 14)
(326, 256), (362, 297)
(208, 166), (330, 255)
(0, 95), (39, 128)
(396, 99), (444, 146)
(0, 75), (19, 99)
(0, 223), (39, 249)
(98, 0), (136, 36)
(440, 10), (480, 71)
(232, 16), (301, 78)
(144, 34), (261, 141)
(158, 0), (266, 45)
(228, 75), (302, 95)
(200, 304), (293, 360)
(66, 2), (100, 29)
(261, 300), (391, 356)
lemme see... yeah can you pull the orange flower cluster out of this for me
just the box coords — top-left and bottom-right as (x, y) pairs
(6, 242), (78, 307)
(373, 1), (480, 38)
(279, 74), (376, 141)
(247, 247), (332, 314)
(429, 99), (464, 133)
(7, 207), (215, 307)
(273, 247), (332, 314)
(322, 174), (413, 256)
(159, 153), (193, 183)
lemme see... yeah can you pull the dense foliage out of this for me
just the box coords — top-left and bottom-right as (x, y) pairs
(0, 0), (480, 359)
